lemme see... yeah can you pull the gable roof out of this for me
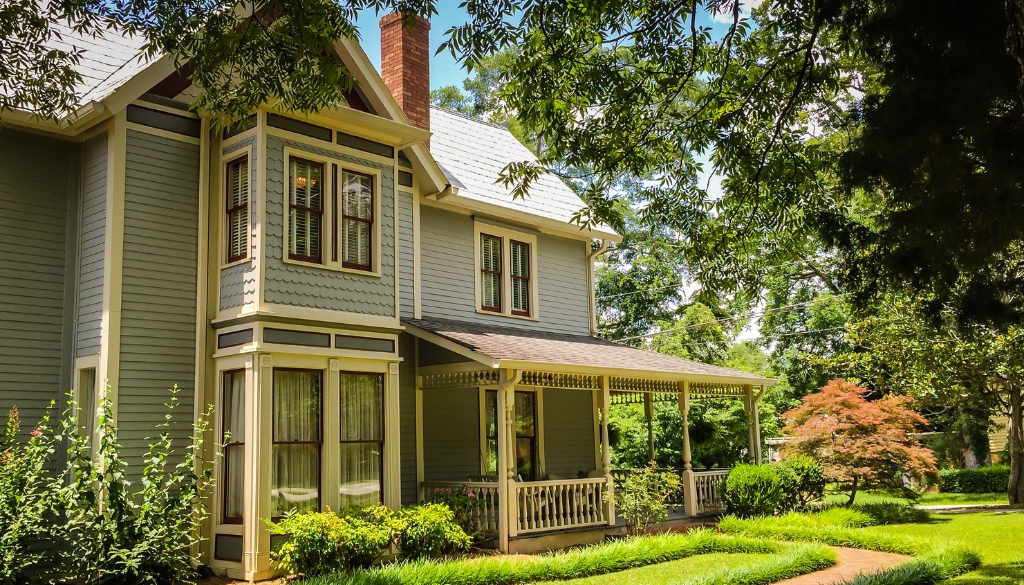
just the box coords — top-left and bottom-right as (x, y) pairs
(403, 316), (774, 386)
(429, 107), (619, 241)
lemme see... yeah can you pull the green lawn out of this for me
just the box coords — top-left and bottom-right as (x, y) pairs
(863, 512), (1024, 585)
(555, 552), (773, 585)
(823, 491), (1009, 507)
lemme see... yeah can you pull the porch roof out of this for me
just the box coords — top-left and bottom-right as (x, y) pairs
(402, 317), (775, 387)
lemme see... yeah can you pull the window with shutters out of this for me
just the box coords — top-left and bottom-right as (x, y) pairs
(480, 234), (502, 312)
(288, 157), (324, 263)
(283, 149), (382, 275)
(510, 240), (530, 316)
(341, 171), (373, 270)
(225, 157), (249, 263)
(475, 223), (538, 319)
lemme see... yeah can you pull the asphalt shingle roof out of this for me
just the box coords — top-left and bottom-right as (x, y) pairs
(403, 317), (773, 383)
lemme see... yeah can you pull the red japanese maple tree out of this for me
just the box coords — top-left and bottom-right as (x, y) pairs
(781, 379), (938, 506)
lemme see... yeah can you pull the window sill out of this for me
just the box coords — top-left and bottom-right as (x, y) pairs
(220, 257), (253, 271)
(282, 256), (382, 278)
(475, 308), (540, 322)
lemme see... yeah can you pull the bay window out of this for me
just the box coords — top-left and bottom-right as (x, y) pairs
(225, 157), (249, 263)
(222, 370), (245, 524)
(338, 373), (384, 509)
(271, 369), (322, 519)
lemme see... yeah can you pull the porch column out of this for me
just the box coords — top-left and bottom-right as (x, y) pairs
(644, 392), (655, 463)
(600, 376), (615, 525)
(742, 384), (761, 464)
(678, 381), (698, 517)
(496, 369), (521, 552)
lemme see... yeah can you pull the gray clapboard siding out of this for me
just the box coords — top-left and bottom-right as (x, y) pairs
(422, 387), (479, 481)
(398, 333), (417, 504)
(543, 390), (596, 479)
(76, 133), (107, 357)
(263, 136), (396, 316)
(118, 130), (199, 477)
(419, 206), (591, 335)
(397, 191), (415, 319)
(0, 129), (72, 427)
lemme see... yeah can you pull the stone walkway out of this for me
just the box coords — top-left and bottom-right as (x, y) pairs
(774, 547), (912, 585)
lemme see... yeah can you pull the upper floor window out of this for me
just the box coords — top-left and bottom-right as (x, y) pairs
(284, 150), (380, 274)
(342, 171), (374, 270)
(288, 158), (324, 264)
(476, 224), (538, 319)
(480, 234), (502, 312)
(226, 157), (249, 263)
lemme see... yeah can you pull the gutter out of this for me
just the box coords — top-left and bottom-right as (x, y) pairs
(587, 240), (614, 336)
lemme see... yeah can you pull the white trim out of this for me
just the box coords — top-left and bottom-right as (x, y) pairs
(414, 338), (425, 498)
(98, 108), (127, 420)
(281, 146), (384, 277)
(473, 221), (540, 321)
(265, 126), (398, 167)
(214, 303), (402, 330)
(130, 98), (200, 118)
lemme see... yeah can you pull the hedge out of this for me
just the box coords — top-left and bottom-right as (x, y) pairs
(938, 466), (1009, 494)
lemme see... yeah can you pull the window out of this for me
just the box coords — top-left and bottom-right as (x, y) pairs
(222, 370), (245, 524)
(225, 157), (249, 262)
(480, 234), (502, 312)
(484, 391), (537, 480)
(271, 369), (322, 519)
(341, 171), (374, 270)
(288, 158), (324, 263)
(510, 241), (530, 316)
(77, 368), (97, 445)
(338, 373), (384, 509)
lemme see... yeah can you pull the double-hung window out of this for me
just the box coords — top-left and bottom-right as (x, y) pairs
(476, 225), (537, 318)
(480, 234), (503, 312)
(484, 390), (538, 480)
(288, 158), (324, 263)
(225, 157), (249, 263)
(285, 151), (378, 273)
(222, 370), (245, 524)
(338, 373), (384, 509)
(271, 369), (322, 519)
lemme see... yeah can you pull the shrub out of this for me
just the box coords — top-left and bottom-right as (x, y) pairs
(776, 456), (826, 512)
(0, 406), (60, 585)
(268, 509), (396, 575)
(854, 502), (930, 525)
(938, 466), (1010, 494)
(424, 485), (485, 538)
(718, 514), (922, 554)
(609, 463), (682, 534)
(803, 507), (876, 528)
(59, 388), (214, 585)
(395, 504), (472, 559)
(722, 464), (784, 518)
(841, 548), (980, 585)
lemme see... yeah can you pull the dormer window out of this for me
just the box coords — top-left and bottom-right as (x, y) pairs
(475, 223), (538, 319)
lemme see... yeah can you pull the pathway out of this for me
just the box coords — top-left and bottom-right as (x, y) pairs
(773, 547), (911, 585)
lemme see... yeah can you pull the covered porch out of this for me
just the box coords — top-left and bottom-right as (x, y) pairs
(403, 317), (773, 552)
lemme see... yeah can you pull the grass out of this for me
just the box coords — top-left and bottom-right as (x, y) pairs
(307, 530), (789, 585)
(823, 491), (1009, 507)
(718, 513), (924, 555)
(842, 549), (982, 585)
(557, 552), (774, 585)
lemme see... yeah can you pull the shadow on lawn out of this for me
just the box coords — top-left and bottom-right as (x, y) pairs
(953, 560), (1024, 585)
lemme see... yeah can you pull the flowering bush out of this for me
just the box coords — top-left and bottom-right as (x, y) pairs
(268, 508), (396, 576)
(425, 485), (484, 538)
(608, 462), (681, 534)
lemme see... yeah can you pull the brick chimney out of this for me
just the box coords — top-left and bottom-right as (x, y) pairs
(380, 12), (430, 137)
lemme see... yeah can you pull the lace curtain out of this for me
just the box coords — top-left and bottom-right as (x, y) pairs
(223, 370), (246, 522)
(339, 373), (383, 509)
(271, 370), (322, 518)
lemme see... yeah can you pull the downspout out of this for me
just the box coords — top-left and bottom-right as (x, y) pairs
(587, 240), (613, 337)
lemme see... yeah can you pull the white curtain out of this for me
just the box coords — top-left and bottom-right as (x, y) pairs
(223, 371), (246, 521)
(339, 374), (383, 509)
(272, 370), (322, 517)
(342, 171), (373, 267)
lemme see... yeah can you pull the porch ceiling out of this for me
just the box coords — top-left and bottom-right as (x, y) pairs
(403, 317), (775, 388)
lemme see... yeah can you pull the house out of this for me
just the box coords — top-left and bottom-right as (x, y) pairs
(0, 12), (774, 581)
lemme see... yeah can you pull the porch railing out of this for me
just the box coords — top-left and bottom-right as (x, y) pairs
(693, 469), (729, 514)
(420, 481), (501, 535)
(512, 478), (608, 535)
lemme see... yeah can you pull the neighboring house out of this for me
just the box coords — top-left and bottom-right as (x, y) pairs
(990, 415), (1009, 463)
(0, 13), (773, 580)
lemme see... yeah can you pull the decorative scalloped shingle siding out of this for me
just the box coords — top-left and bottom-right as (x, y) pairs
(263, 136), (396, 316)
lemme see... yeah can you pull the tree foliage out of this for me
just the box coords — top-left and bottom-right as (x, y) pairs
(781, 379), (938, 505)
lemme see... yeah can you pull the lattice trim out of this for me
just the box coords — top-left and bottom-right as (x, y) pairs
(610, 391), (679, 405)
(421, 370), (500, 389)
(689, 382), (747, 397)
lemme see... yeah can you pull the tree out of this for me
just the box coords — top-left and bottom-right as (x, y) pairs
(781, 379), (938, 506)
